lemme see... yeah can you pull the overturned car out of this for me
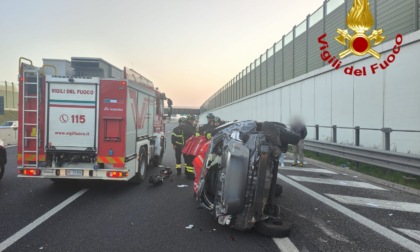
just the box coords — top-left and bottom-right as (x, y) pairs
(195, 120), (300, 237)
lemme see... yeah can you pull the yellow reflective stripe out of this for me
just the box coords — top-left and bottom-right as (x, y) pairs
(172, 133), (183, 137)
(185, 166), (194, 172)
(176, 164), (181, 169)
(175, 141), (183, 145)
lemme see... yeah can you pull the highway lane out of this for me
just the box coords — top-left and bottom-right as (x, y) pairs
(0, 146), (85, 246)
(276, 157), (420, 251)
(0, 125), (279, 252)
(0, 122), (419, 251)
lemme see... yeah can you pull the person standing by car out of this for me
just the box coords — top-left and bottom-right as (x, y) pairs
(186, 115), (195, 128)
(279, 144), (287, 167)
(0, 139), (7, 180)
(204, 117), (223, 140)
(291, 117), (307, 167)
(172, 117), (188, 175)
(183, 115), (196, 179)
(198, 113), (215, 137)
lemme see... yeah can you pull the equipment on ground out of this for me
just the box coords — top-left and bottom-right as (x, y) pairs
(149, 165), (172, 185)
(195, 120), (300, 237)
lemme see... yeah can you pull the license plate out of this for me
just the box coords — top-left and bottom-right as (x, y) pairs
(66, 169), (84, 176)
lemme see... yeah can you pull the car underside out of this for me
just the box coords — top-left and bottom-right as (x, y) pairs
(196, 120), (300, 237)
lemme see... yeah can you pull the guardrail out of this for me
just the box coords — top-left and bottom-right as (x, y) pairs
(304, 139), (420, 177)
(0, 81), (19, 109)
(308, 125), (420, 151)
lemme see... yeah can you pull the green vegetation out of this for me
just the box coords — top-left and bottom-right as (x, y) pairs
(0, 110), (18, 124)
(304, 150), (420, 190)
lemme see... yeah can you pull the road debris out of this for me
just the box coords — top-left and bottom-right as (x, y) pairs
(185, 224), (194, 229)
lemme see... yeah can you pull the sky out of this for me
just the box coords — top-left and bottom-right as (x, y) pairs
(0, 0), (324, 107)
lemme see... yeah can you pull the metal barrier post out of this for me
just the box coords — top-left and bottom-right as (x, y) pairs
(332, 125), (337, 143)
(5, 81), (7, 109)
(12, 82), (15, 108)
(315, 124), (319, 140)
(355, 126), (360, 146)
(382, 128), (392, 151)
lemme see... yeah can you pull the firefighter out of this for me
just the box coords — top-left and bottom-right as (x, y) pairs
(172, 117), (187, 175)
(204, 117), (222, 140)
(171, 117), (195, 178)
(213, 117), (222, 128)
(198, 113), (216, 139)
(185, 115), (197, 140)
(183, 115), (196, 179)
(186, 115), (195, 127)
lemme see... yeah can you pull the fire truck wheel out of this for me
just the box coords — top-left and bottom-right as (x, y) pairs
(0, 163), (4, 180)
(133, 147), (147, 184)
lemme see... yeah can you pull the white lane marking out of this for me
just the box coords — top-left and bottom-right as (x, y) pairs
(273, 237), (299, 252)
(277, 173), (420, 252)
(0, 188), (88, 252)
(395, 228), (420, 243)
(326, 194), (420, 213)
(279, 167), (337, 174)
(288, 176), (386, 190)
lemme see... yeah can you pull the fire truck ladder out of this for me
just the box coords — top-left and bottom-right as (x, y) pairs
(21, 69), (40, 168)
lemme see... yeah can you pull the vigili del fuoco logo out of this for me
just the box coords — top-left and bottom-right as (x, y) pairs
(318, 0), (403, 76)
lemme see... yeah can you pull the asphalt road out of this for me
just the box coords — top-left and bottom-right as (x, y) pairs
(0, 122), (419, 251)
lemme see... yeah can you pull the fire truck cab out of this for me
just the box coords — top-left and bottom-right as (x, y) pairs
(18, 57), (169, 183)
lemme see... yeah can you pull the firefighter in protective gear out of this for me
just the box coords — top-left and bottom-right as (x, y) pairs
(186, 115), (196, 127)
(213, 117), (222, 127)
(198, 113), (216, 138)
(171, 117), (195, 177)
(183, 115), (196, 179)
(172, 117), (187, 175)
(204, 117), (222, 140)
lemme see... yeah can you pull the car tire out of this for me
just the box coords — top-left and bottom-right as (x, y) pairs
(254, 219), (292, 238)
(0, 163), (4, 180)
(132, 147), (147, 184)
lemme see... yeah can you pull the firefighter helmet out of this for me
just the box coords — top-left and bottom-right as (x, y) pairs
(206, 113), (215, 120)
(187, 115), (195, 121)
(179, 117), (187, 123)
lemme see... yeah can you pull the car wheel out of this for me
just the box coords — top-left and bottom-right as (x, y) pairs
(0, 163), (4, 180)
(254, 218), (292, 238)
(132, 147), (147, 184)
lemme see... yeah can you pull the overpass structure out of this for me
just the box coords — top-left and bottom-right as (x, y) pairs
(200, 0), (420, 156)
(165, 106), (200, 116)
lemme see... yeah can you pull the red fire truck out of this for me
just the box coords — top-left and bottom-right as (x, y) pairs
(17, 57), (170, 183)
